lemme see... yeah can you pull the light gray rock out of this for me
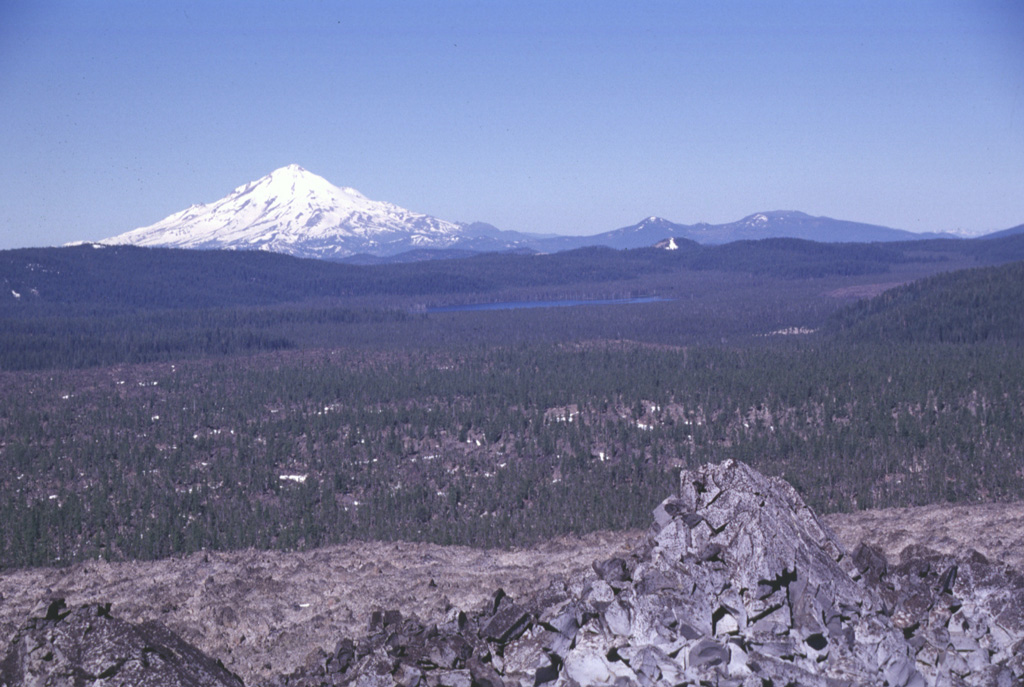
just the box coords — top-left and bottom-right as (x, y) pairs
(275, 461), (1000, 686)
(26, 460), (1014, 687)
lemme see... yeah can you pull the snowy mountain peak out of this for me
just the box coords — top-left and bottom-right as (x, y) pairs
(99, 166), (463, 260)
(227, 165), (368, 206)
(738, 211), (809, 226)
(632, 216), (674, 231)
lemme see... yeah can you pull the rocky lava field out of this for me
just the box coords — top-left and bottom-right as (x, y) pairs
(3, 461), (1024, 687)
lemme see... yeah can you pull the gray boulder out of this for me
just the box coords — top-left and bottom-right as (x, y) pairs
(230, 460), (1024, 686)
(0, 597), (244, 687)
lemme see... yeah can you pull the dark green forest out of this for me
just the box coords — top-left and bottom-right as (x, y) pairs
(6, 233), (1023, 316)
(1, 239), (1022, 568)
(828, 259), (1024, 343)
(3, 235), (1019, 371)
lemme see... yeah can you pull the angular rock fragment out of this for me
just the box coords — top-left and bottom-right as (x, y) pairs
(0, 598), (244, 687)
(480, 602), (531, 645)
(234, 461), (1024, 687)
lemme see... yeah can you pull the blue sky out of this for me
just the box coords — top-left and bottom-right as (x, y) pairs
(1, 1), (1022, 249)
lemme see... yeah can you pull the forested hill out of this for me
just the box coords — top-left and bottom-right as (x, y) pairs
(829, 259), (1024, 344)
(0, 245), (360, 313)
(4, 235), (1023, 315)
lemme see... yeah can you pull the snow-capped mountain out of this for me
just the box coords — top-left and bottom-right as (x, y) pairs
(101, 165), (469, 260)
(96, 165), (959, 263)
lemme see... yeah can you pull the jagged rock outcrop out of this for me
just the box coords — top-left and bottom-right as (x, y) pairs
(0, 597), (244, 687)
(272, 460), (1024, 687)
(855, 542), (1024, 685)
(6, 461), (1022, 686)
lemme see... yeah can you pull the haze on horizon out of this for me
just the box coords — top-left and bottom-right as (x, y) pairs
(1, 1), (1022, 250)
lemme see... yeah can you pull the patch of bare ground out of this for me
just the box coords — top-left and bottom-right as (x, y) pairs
(2, 501), (1023, 685)
(826, 281), (908, 299)
(823, 500), (1024, 570)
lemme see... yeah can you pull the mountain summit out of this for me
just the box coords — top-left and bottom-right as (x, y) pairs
(98, 166), (963, 262)
(102, 165), (464, 260)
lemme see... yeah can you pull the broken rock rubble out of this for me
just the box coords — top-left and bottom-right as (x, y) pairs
(5, 460), (1023, 687)
(272, 460), (1024, 687)
(0, 597), (244, 687)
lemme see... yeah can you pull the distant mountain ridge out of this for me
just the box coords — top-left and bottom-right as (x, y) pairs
(532, 211), (949, 252)
(95, 165), (1008, 261)
(976, 222), (1024, 240)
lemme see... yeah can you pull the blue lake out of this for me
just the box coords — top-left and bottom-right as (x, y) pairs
(426, 296), (671, 313)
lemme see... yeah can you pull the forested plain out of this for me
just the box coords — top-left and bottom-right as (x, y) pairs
(1, 236), (1022, 568)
